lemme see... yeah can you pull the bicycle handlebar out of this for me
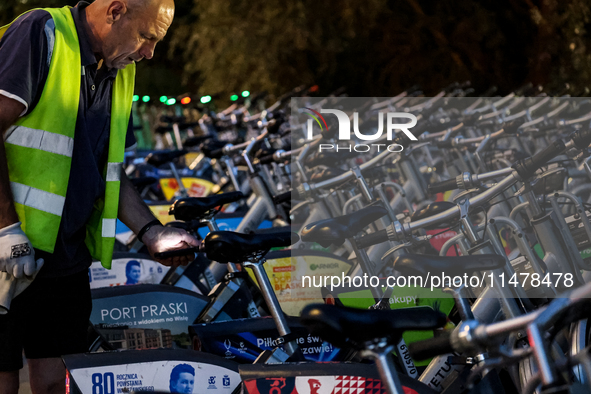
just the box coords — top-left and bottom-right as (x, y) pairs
(428, 178), (458, 195)
(512, 140), (566, 179)
(209, 148), (225, 160)
(356, 229), (389, 249)
(404, 282), (591, 371)
(258, 153), (276, 165)
(312, 149), (392, 190)
(273, 190), (292, 205)
(408, 332), (454, 361)
(184, 135), (213, 147)
(223, 129), (270, 156)
(154, 247), (200, 259)
(409, 175), (515, 231)
(160, 115), (186, 124)
(454, 128), (505, 146)
(428, 167), (519, 195)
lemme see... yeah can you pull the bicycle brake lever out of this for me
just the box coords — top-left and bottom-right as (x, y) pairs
(290, 200), (314, 215)
(381, 242), (412, 262)
(381, 235), (431, 262)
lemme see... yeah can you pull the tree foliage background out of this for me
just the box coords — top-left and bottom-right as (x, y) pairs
(4, 0), (591, 101)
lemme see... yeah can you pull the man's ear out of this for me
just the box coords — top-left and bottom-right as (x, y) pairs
(106, 0), (127, 24)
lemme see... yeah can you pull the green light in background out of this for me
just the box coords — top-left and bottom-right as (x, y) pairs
(200, 95), (212, 104)
(133, 95), (139, 102)
(241, 90), (250, 98)
(166, 98), (176, 105)
(142, 95), (150, 102)
(230, 94), (238, 101)
(159, 96), (167, 103)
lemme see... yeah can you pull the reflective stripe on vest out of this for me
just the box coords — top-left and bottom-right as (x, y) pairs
(10, 182), (65, 216)
(1, 7), (135, 268)
(106, 162), (122, 182)
(6, 125), (74, 157)
(102, 218), (117, 238)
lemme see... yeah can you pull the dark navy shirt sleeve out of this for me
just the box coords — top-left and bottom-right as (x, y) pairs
(0, 10), (52, 116)
(126, 114), (137, 149)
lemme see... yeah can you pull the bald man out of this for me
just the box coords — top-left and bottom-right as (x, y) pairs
(0, 1), (198, 393)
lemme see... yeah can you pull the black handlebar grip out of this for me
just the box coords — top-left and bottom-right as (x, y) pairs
(258, 154), (276, 165)
(154, 247), (200, 259)
(209, 148), (225, 159)
(267, 118), (286, 135)
(356, 229), (389, 249)
(435, 139), (454, 149)
(184, 135), (213, 147)
(273, 190), (292, 205)
(408, 332), (454, 361)
(154, 125), (173, 134)
(179, 121), (201, 129)
(160, 115), (186, 124)
(571, 128), (591, 150)
(503, 119), (524, 135)
(512, 140), (566, 179)
(428, 178), (459, 195)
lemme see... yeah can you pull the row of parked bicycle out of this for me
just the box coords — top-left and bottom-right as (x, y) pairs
(65, 84), (591, 394)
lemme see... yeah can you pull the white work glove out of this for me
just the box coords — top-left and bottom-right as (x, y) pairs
(0, 258), (44, 314)
(0, 222), (42, 278)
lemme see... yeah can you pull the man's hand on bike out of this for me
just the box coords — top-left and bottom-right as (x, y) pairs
(142, 225), (200, 267)
(0, 221), (44, 278)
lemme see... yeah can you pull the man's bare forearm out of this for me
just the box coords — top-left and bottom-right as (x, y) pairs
(117, 170), (159, 233)
(0, 95), (25, 228)
(118, 171), (197, 266)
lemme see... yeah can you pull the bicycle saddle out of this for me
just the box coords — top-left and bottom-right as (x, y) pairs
(309, 167), (347, 183)
(300, 205), (388, 248)
(169, 191), (244, 220)
(300, 304), (446, 349)
(410, 201), (457, 230)
(393, 254), (506, 278)
(130, 176), (157, 189)
(200, 140), (228, 159)
(145, 150), (188, 167)
(201, 231), (299, 263)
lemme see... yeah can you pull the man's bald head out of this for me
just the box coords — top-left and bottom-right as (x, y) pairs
(116, 0), (174, 19)
(85, 0), (174, 69)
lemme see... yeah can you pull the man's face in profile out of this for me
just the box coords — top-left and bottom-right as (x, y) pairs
(172, 372), (194, 393)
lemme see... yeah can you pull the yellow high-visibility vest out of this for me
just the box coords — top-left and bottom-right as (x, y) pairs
(1, 6), (135, 269)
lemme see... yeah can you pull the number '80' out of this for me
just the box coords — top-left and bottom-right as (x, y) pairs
(91, 372), (115, 394)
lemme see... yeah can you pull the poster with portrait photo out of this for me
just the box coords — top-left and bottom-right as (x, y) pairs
(89, 254), (169, 289)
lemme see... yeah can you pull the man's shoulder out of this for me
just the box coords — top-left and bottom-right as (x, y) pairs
(9, 9), (53, 30)
(2, 9), (53, 44)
